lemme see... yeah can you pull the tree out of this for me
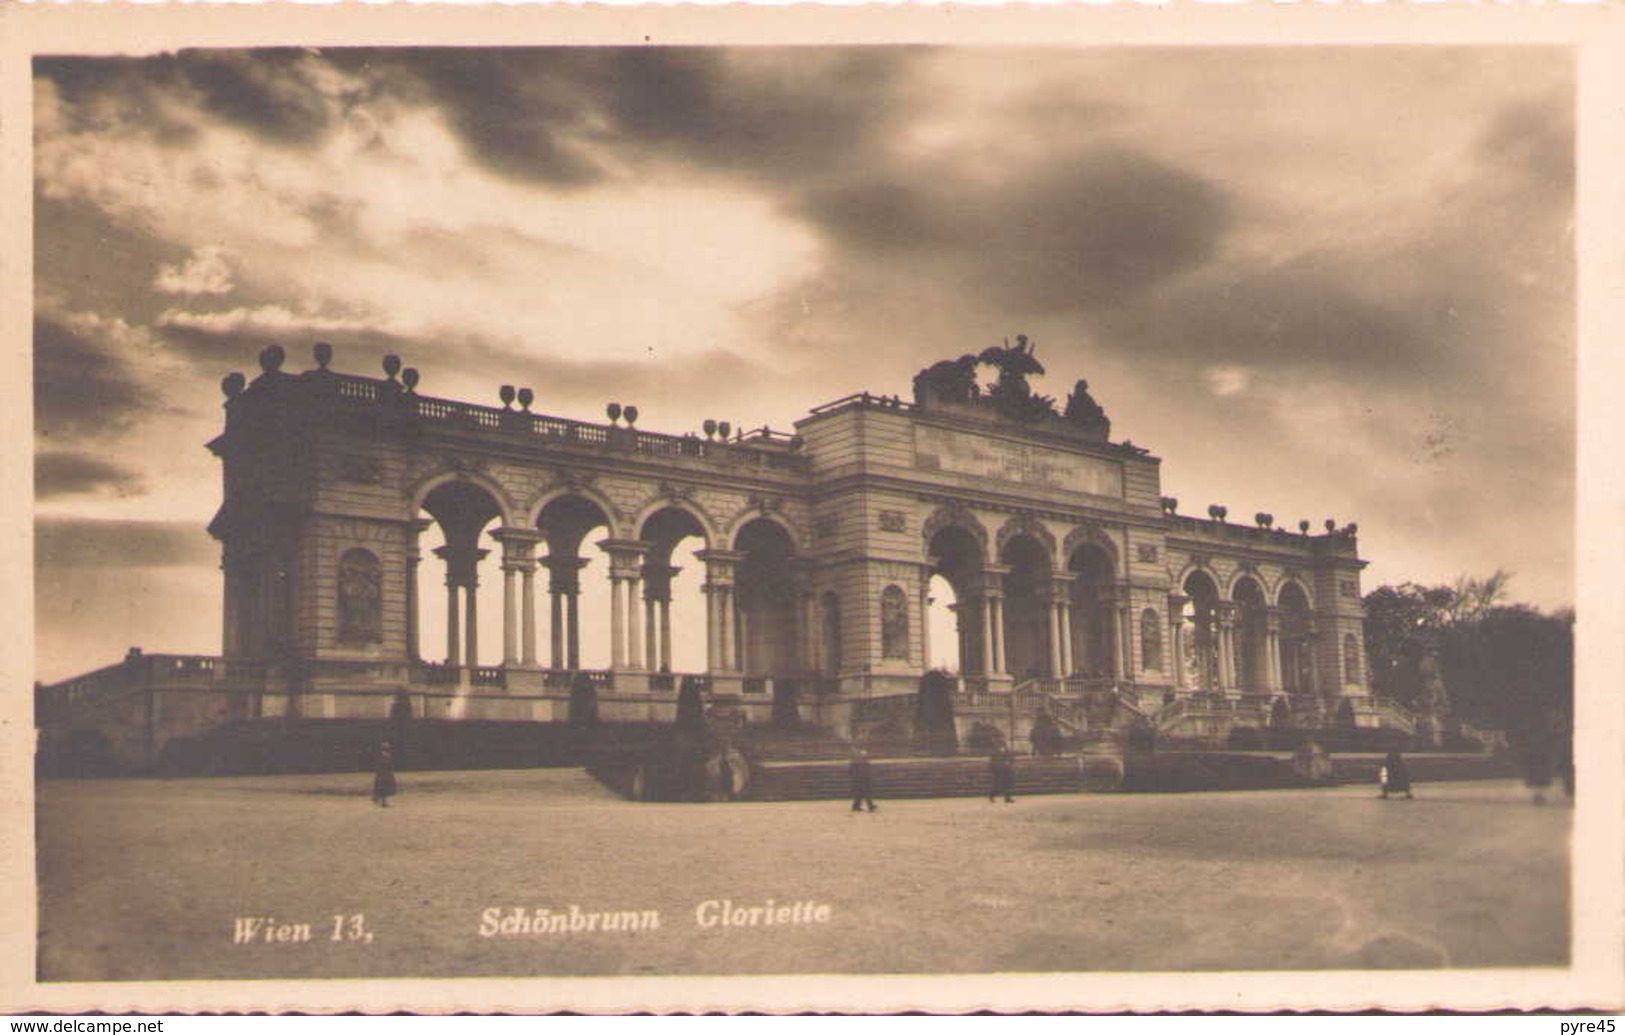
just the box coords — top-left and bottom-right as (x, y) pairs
(1364, 573), (1572, 746)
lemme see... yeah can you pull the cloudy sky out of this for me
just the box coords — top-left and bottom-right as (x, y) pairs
(32, 45), (1574, 683)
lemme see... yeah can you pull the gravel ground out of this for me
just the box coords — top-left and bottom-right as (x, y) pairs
(36, 772), (1568, 981)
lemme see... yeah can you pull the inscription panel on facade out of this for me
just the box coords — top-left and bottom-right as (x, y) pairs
(914, 425), (1123, 498)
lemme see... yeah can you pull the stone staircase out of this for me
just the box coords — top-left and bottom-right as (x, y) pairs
(742, 754), (1120, 802)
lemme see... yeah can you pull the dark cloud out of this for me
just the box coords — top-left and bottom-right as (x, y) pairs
(36, 451), (147, 500)
(794, 147), (1231, 318)
(35, 517), (215, 569)
(1096, 261), (1428, 378)
(37, 50), (339, 149)
(34, 196), (192, 326)
(1476, 96), (1574, 196)
(327, 47), (919, 190)
(34, 316), (155, 442)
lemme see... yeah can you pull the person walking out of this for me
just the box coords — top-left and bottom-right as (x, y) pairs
(849, 746), (878, 813)
(372, 738), (397, 808)
(1378, 749), (1412, 800)
(990, 743), (1016, 804)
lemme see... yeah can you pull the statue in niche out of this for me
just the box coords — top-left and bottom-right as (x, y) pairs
(881, 585), (909, 660)
(338, 548), (383, 644)
(1063, 379), (1112, 441)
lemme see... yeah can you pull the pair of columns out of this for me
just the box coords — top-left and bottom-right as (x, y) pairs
(1168, 600), (1293, 695)
(697, 548), (750, 674)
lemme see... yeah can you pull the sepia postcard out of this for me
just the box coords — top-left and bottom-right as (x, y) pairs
(2, 2), (1623, 1016)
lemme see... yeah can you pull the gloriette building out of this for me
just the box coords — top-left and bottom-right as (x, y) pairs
(38, 338), (1411, 774)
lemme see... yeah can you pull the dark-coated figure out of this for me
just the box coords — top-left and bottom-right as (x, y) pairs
(849, 747), (878, 813)
(989, 744), (1016, 803)
(372, 739), (397, 808)
(1379, 750), (1412, 800)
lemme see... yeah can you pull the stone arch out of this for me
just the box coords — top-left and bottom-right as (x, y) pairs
(525, 483), (625, 539)
(630, 494), (717, 549)
(1277, 580), (1315, 695)
(1181, 568), (1224, 692)
(734, 517), (799, 677)
(926, 517), (987, 677)
(1231, 575), (1270, 691)
(725, 507), (802, 553)
(407, 468), (516, 528)
(1274, 575), (1315, 610)
(1173, 559), (1220, 596)
(995, 513), (1057, 569)
(921, 503), (989, 557)
(999, 530), (1054, 679)
(1063, 524), (1120, 579)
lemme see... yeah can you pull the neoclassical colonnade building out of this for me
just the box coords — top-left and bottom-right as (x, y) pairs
(40, 338), (1407, 770)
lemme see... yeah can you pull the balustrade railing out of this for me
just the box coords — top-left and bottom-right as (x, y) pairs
(316, 373), (806, 470)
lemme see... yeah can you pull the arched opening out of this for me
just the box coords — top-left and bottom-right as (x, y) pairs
(926, 573), (960, 671)
(1182, 571), (1222, 693)
(1278, 582), (1314, 696)
(1233, 576), (1269, 692)
(734, 518), (797, 682)
(1000, 535), (1053, 681)
(536, 494), (614, 672)
(638, 507), (709, 677)
(1069, 544), (1115, 679)
(416, 480), (503, 669)
(927, 526), (986, 676)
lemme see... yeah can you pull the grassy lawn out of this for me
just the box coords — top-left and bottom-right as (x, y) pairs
(36, 772), (1568, 981)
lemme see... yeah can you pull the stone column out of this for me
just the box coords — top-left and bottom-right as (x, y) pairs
(1117, 591), (1134, 682)
(660, 600), (674, 672)
(1264, 607), (1284, 693)
(919, 578), (933, 671)
(501, 562), (520, 666)
(626, 567), (644, 671)
(599, 540), (650, 674)
(1105, 591), (1125, 682)
(1215, 603), (1236, 693)
(703, 583), (722, 671)
(726, 588), (739, 673)
(464, 573), (480, 671)
(609, 573), (625, 668)
(644, 596), (659, 672)
(406, 519), (429, 662)
(566, 589), (581, 670)
(521, 562), (537, 668)
(1051, 576), (1074, 679)
(549, 590), (564, 670)
(697, 549), (745, 675)
(445, 582), (460, 666)
(541, 554), (587, 671)
(1048, 597), (1064, 679)
(989, 595), (1007, 676)
(980, 597), (997, 677)
(1058, 600), (1073, 677)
